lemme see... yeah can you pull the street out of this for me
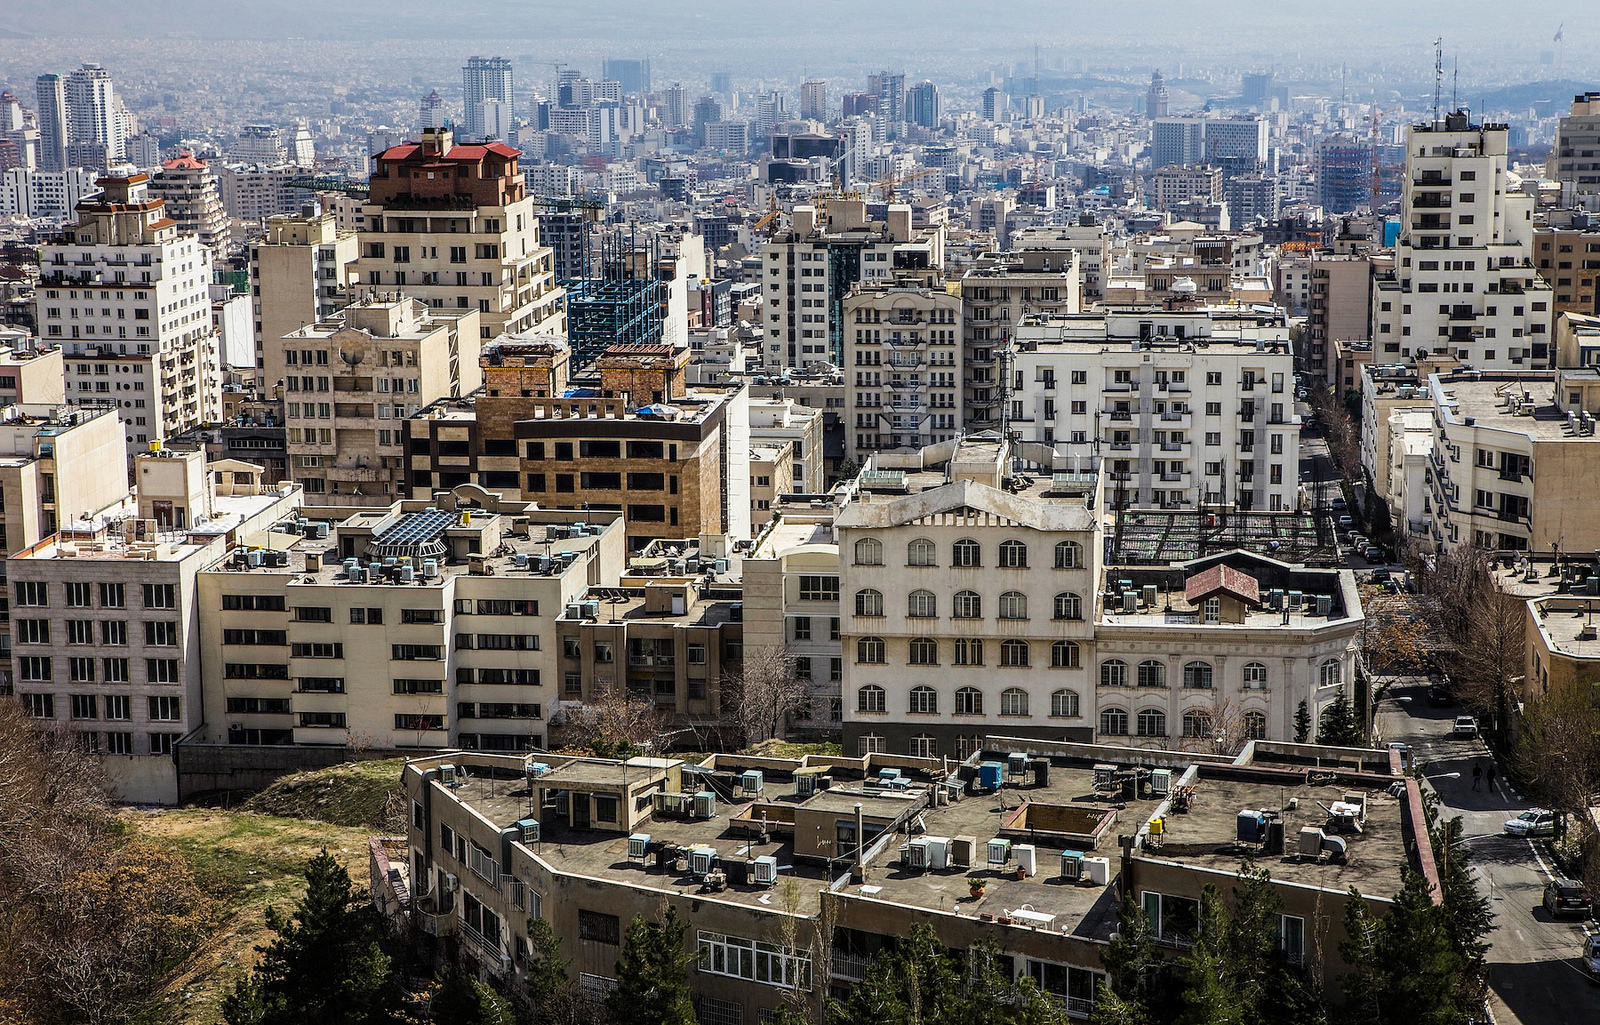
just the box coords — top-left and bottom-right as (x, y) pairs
(1374, 684), (1600, 1024)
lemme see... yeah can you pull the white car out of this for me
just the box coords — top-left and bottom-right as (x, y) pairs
(1452, 716), (1478, 736)
(1503, 808), (1556, 838)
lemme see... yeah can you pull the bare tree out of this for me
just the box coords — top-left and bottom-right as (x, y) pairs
(554, 687), (673, 757)
(1181, 692), (1252, 757)
(724, 645), (808, 748)
(1513, 681), (1600, 825)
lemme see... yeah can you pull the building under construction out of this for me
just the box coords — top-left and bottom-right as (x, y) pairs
(565, 232), (663, 370)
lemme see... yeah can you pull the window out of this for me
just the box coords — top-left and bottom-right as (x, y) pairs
(1143, 892), (1201, 944)
(105, 695), (130, 720)
(1053, 592), (1082, 620)
(71, 694), (98, 720)
(1054, 540), (1082, 568)
(15, 619), (49, 644)
(853, 538), (883, 565)
(1182, 711), (1211, 738)
(908, 685), (938, 713)
(1243, 710), (1268, 740)
(799, 575), (839, 602)
(1202, 597), (1220, 624)
(907, 538), (937, 566)
(147, 659), (180, 683)
(952, 590), (982, 619)
(1000, 688), (1029, 716)
(857, 734), (885, 755)
(106, 732), (133, 755)
(854, 588), (884, 617)
(294, 606), (332, 623)
(1100, 707), (1129, 735)
(69, 657), (94, 683)
(148, 696), (182, 722)
(1050, 689), (1080, 717)
(1242, 662), (1267, 690)
(103, 658), (130, 683)
(100, 582), (125, 608)
(1137, 708), (1166, 737)
(66, 582), (92, 608)
(857, 685), (886, 713)
(1278, 915), (1305, 965)
(998, 591), (1028, 620)
(952, 538), (981, 567)
(144, 621), (178, 646)
(908, 638), (939, 666)
(291, 642), (344, 658)
(142, 583), (176, 609)
(696, 931), (812, 990)
(909, 734), (937, 759)
(907, 590), (936, 618)
(954, 687), (983, 715)
(1101, 659), (1129, 687)
(1319, 658), (1342, 688)
(14, 581), (47, 607)
(578, 910), (620, 945)
(856, 636), (885, 664)
(954, 638), (984, 666)
(998, 539), (1028, 568)
(1137, 660), (1167, 688)
(1183, 661), (1213, 690)
(1051, 640), (1081, 668)
(1000, 639), (1030, 667)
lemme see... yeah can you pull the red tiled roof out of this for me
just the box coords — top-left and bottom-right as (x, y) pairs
(375, 142), (521, 163)
(1184, 564), (1261, 606)
(162, 152), (207, 170)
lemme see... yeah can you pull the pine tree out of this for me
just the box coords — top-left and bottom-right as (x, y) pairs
(221, 849), (399, 1025)
(1316, 690), (1361, 746)
(607, 905), (698, 1025)
(430, 963), (514, 1025)
(1087, 984), (1152, 1025)
(524, 916), (582, 1024)
(1100, 892), (1168, 1014)
(1293, 699), (1312, 743)
(1177, 886), (1248, 1025)
(1338, 872), (1473, 1025)
(1430, 813), (1494, 1009)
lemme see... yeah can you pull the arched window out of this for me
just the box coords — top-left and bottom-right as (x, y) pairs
(1000, 688), (1030, 716)
(1101, 659), (1129, 688)
(1000, 639), (1030, 667)
(1100, 707), (1129, 736)
(1183, 661), (1213, 690)
(952, 538), (982, 568)
(1051, 640), (1081, 669)
(1137, 708), (1167, 737)
(907, 538), (937, 567)
(1054, 540), (1082, 569)
(1182, 710), (1211, 738)
(1053, 592), (1083, 621)
(1137, 659), (1168, 688)
(856, 636), (885, 664)
(908, 685), (938, 714)
(1242, 662), (1268, 690)
(907, 590), (937, 618)
(952, 590), (982, 619)
(954, 638), (984, 666)
(909, 734), (937, 758)
(1319, 658), (1342, 688)
(954, 687), (984, 715)
(998, 539), (1029, 568)
(999, 591), (1029, 620)
(858, 733), (884, 755)
(1242, 710), (1268, 740)
(1050, 689), (1080, 718)
(856, 685), (886, 713)
(908, 638), (939, 666)
(854, 588), (884, 617)
(854, 538), (883, 565)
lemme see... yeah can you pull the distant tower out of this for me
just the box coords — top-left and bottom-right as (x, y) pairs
(419, 90), (445, 131)
(35, 74), (66, 172)
(800, 80), (828, 121)
(462, 56), (513, 142)
(1147, 70), (1170, 119)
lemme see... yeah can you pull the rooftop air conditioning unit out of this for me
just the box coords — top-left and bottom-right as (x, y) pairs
(902, 838), (930, 869)
(753, 855), (778, 885)
(796, 774), (816, 798)
(987, 837), (1011, 867)
(740, 770), (764, 796)
(517, 818), (540, 844)
(439, 764), (458, 785)
(1150, 768), (1173, 797)
(924, 836), (950, 870)
(690, 846), (717, 877)
(1060, 849), (1085, 881)
(693, 791), (717, 819)
(627, 833), (652, 859)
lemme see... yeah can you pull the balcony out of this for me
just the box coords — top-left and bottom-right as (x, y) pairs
(1108, 410), (1133, 422)
(833, 952), (874, 982)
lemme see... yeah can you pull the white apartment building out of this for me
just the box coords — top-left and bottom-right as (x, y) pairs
(0, 167), (100, 219)
(250, 211), (361, 391)
(760, 198), (944, 371)
(218, 163), (314, 224)
(842, 280), (962, 459)
(1371, 113), (1554, 369)
(1546, 92), (1600, 205)
(38, 174), (222, 449)
(148, 153), (229, 263)
(1010, 307), (1300, 512)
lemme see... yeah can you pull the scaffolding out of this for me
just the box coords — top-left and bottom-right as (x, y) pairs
(1108, 506), (1340, 567)
(565, 232), (663, 370)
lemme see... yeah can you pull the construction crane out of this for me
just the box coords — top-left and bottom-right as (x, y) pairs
(751, 194), (783, 236)
(871, 167), (942, 202)
(1368, 103), (1404, 215)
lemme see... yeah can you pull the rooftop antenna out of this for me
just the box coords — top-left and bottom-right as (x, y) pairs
(1452, 55), (1458, 115)
(1432, 38), (1444, 125)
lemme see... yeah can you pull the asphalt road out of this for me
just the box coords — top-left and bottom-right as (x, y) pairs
(1374, 684), (1600, 1024)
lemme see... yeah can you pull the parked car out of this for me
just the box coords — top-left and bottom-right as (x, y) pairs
(1452, 715), (1479, 736)
(1426, 684), (1456, 707)
(1543, 879), (1590, 918)
(1370, 569), (1392, 584)
(1338, 515), (1353, 529)
(1364, 545), (1384, 562)
(1504, 808), (1556, 838)
(1331, 496), (1348, 511)
(1582, 933), (1600, 978)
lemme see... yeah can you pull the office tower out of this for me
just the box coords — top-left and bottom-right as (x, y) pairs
(800, 80), (827, 121)
(868, 71), (905, 134)
(1547, 92), (1600, 202)
(358, 129), (562, 341)
(1151, 118), (1204, 168)
(981, 87), (1007, 122)
(39, 175), (222, 449)
(692, 95), (723, 143)
(1200, 117), (1270, 174)
(1371, 112), (1553, 370)
(602, 58), (651, 95)
(1313, 134), (1371, 213)
(754, 92), (787, 139)
(1242, 72), (1273, 108)
(709, 71), (732, 95)
(663, 84), (690, 129)
(233, 124), (286, 164)
(907, 82), (940, 129)
(419, 90), (445, 131)
(148, 153), (229, 263)
(462, 56), (514, 141)
(250, 211), (360, 391)
(1147, 69), (1170, 118)
(288, 120), (315, 166)
(34, 74), (66, 172)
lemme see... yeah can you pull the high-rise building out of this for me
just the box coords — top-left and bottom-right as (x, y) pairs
(34, 74), (66, 172)
(232, 124), (287, 164)
(1547, 92), (1600, 202)
(601, 58), (651, 95)
(39, 175), (222, 448)
(868, 71), (905, 135)
(62, 64), (120, 166)
(1313, 135), (1370, 213)
(288, 120), (315, 166)
(1200, 117), (1270, 174)
(217, 163), (316, 223)
(419, 90), (445, 132)
(1151, 118), (1204, 169)
(662, 84), (690, 130)
(149, 153), (230, 263)
(1242, 72), (1273, 108)
(906, 82), (940, 129)
(1147, 164), (1223, 211)
(800, 80), (828, 121)
(1146, 69), (1170, 118)
(709, 71), (732, 95)
(462, 56), (514, 142)
(981, 86), (1008, 123)
(250, 210), (360, 391)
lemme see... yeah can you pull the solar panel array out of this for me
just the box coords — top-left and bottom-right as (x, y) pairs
(369, 509), (454, 559)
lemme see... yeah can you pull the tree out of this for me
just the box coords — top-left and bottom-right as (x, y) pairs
(1339, 873), (1476, 1025)
(524, 917), (585, 1025)
(607, 904), (697, 1025)
(430, 963), (514, 1025)
(1087, 985), (1152, 1025)
(1293, 700), (1313, 743)
(1100, 892), (1167, 1016)
(725, 644), (809, 747)
(831, 924), (1063, 1025)
(556, 687), (671, 759)
(1514, 681), (1600, 829)
(1316, 690), (1361, 747)
(1425, 802), (1494, 1010)
(1177, 887), (1247, 1025)
(222, 848), (399, 1025)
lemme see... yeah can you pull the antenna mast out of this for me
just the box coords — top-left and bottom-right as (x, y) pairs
(1432, 38), (1444, 125)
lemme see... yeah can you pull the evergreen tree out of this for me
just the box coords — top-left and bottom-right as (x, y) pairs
(608, 904), (698, 1025)
(222, 849), (399, 1025)
(830, 925), (1059, 1025)
(1293, 699), (1312, 743)
(1429, 810), (1495, 1009)
(1316, 690), (1361, 746)
(1176, 886), (1247, 1025)
(1087, 984), (1152, 1025)
(524, 916), (582, 1024)
(1339, 873), (1474, 1025)
(430, 963), (514, 1025)
(1100, 892), (1168, 1015)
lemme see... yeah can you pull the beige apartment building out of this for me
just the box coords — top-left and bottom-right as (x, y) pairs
(250, 210), (360, 391)
(960, 246), (1083, 432)
(358, 129), (563, 342)
(275, 295), (482, 505)
(0, 341), (67, 405)
(843, 280), (963, 460)
(0, 404), (127, 553)
(748, 397), (826, 495)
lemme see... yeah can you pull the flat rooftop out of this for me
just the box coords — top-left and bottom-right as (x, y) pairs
(1529, 596), (1600, 659)
(1431, 373), (1599, 442)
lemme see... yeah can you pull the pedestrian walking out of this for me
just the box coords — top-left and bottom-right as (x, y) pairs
(1472, 763), (1482, 790)
(1486, 762), (1497, 792)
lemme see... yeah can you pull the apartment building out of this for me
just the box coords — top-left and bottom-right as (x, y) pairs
(1304, 253), (1373, 380)
(38, 174), (221, 449)
(1009, 307), (1300, 512)
(9, 449), (301, 802)
(1371, 113), (1553, 369)
(0, 341), (66, 404)
(958, 246), (1083, 434)
(274, 296), (482, 505)
(759, 198), (944, 371)
(194, 491), (624, 775)
(1546, 92), (1600, 203)
(1358, 362), (1437, 522)
(250, 211), (360, 391)
(842, 280), (962, 460)
(748, 397), (825, 495)
(148, 154), (229, 263)
(1532, 216), (1600, 325)
(388, 737), (1422, 1023)
(0, 404), (127, 561)
(358, 129), (563, 342)
(1147, 164), (1222, 211)
(405, 342), (751, 550)
(217, 164), (314, 224)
